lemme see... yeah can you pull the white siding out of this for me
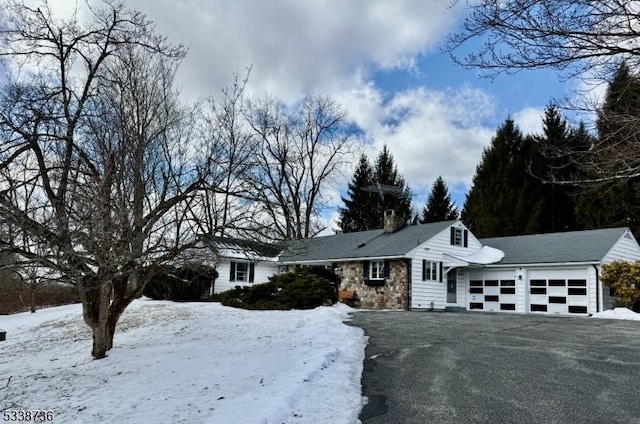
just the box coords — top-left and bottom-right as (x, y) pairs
(213, 259), (278, 294)
(410, 222), (481, 310)
(602, 231), (640, 264)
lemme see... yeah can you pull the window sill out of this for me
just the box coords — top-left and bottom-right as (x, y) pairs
(364, 279), (385, 287)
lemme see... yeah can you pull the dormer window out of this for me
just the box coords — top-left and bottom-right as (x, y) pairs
(450, 227), (468, 247)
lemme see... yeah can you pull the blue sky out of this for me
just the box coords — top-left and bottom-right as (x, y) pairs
(47, 0), (587, 224)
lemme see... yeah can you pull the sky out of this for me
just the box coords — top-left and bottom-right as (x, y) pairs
(45, 0), (588, 228)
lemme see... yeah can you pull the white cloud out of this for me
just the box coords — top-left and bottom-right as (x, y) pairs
(125, 0), (464, 101)
(514, 107), (544, 136)
(339, 83), (496, 197)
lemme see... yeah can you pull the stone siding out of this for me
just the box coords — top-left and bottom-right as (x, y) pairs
(336, 260), (409, 310)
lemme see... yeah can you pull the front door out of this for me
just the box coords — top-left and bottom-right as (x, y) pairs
(447, 271), (457, 304)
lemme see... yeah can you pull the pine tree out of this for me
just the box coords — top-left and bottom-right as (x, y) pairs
(337, 154), (379, 232)
(372, 145), (412, 227)
(420, 176), (459, 223)
(534, 105), (584, 232)
(575, 63), (640, 235)
(462, 118), (531, 237)
(337, 146), (412, 233)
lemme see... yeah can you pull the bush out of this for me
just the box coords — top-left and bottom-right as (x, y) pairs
(143, 265), (216, 301)
(601, 260), (640, 311)
(220, 268), (337, 310)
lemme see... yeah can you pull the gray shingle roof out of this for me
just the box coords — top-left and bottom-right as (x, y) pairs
(203, 236), (282, 259)
(279, 221), (456, 263)
(480, 227), (628, 265)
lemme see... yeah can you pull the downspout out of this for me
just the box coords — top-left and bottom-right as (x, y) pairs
(405, 259), (412, 311)
(592, 264), (600, 313)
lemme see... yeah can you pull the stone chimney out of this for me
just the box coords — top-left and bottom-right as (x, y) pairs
(383, 209), (403, 234)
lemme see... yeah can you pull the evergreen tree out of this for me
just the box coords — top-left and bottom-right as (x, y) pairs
(575, 63), (640, 235)
(534, 105), (584, 232)
(462, 118), (533, 237)
(337, 146), (412, 233)
(337, 154), (379, 232)
(420, 176), (459, 223)
(372, 145), (413, 227)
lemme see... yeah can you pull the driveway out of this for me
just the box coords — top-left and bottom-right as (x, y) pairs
(350, 311), (640, 424)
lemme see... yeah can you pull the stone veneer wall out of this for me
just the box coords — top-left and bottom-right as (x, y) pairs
(337, 260), (409, 310)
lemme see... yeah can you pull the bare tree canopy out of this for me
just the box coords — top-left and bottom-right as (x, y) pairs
(446, 0), (640, 79)
(0, 0), (207, 359)
(245, 95), (357, 240)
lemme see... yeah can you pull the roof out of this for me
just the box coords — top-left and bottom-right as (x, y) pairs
(203, 236), (282, 260)
(480, 227), (629, 265)
(279, 220), (456, 263)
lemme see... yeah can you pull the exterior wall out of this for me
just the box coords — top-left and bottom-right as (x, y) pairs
(603, 231), (640, 264)
(410, 222), (481, 310)
(213, 259), (279, 294)
(336, 260), (408, 310)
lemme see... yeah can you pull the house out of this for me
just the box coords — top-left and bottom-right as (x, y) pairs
(277, 210), (640, 316)
(202, 236), (281, 294)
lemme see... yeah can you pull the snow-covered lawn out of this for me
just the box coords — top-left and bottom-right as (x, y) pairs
(0, 300), (366, 424)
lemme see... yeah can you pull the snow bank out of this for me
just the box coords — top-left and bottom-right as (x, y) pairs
(591, 307), (640, 321)
(0, 300), (366, 424)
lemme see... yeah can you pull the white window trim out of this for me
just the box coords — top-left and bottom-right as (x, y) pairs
(424, 260), (438, 281)
(453, 228), (463, 246)
(370, 260), (385, 280)
(234, 261), (249, 282)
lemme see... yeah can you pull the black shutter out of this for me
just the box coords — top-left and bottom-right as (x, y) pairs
(384, 260), (390, 278)
(363, 261), (370, 280)
(422, 260), (426, 281)
(439, 262), (443, 282)
(249, 263), (255, 283)
(450, 227), (455, 245)
(463, 230), (468, 248)
(230, 261), (236, 282)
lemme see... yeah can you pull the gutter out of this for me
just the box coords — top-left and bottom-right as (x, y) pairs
(279, 255), (404, 265)
(482, 261), (600, 268)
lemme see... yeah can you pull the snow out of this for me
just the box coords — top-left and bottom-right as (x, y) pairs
(444, 245), (505, 265)
(0, 300), (366, 424)
(591, 307), (640, 321)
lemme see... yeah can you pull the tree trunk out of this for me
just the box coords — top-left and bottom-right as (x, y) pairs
(30, 278), (36, 313)
(79, 277), (113, 359)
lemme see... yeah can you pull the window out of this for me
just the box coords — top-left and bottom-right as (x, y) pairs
(422, 260), (438, 281)
(230, 261), (254, 283)
(235, 262), (249, 281)
(453, 228), (463, 246)
(370, 261), (385, 280)
(450, 227), (468, 247)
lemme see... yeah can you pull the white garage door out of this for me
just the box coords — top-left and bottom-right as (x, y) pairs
(527, 269), (589, 315)
(468, 270), (517, 313)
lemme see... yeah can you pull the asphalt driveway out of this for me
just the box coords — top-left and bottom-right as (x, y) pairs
(350, 311), (640, 424)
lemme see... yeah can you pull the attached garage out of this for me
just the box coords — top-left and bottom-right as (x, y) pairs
(473, 227), (640, 316)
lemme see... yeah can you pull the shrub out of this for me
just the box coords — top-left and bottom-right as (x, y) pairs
(220, 267), (337, 310)
(601, 260), (640, 311)
(143, 265), (215, 301)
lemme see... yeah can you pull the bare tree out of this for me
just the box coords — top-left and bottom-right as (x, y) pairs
(447, 1), (640, 79)
(0, 1), (207, 358)
(245, 95), (357, 240)
(447, 0), (640, 184)
(191, 70), (258, 237)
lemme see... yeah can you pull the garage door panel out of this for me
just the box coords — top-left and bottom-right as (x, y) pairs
(467, 270), (518, 313)
(527, 269), (589, 316)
